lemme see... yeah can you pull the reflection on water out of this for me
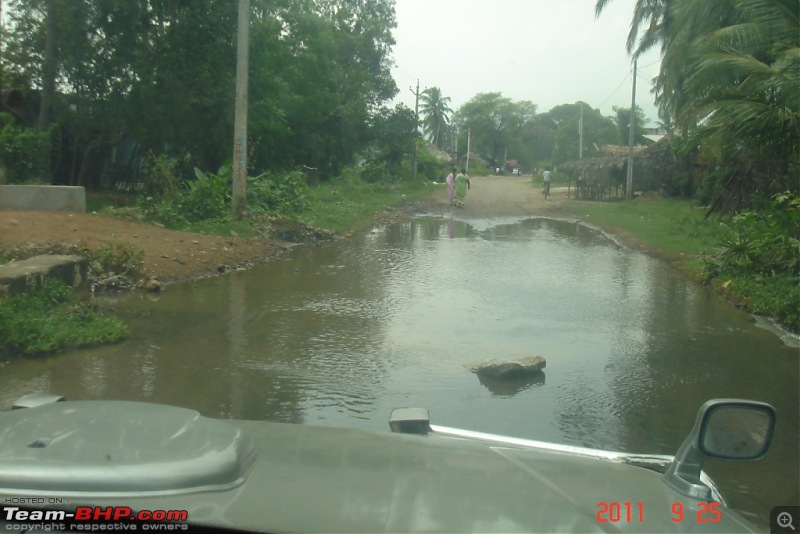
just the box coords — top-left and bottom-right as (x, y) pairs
(1, 216), (797, 527)
(476, 372), (546, 397)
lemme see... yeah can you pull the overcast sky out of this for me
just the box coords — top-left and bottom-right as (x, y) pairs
(390, 0), (662, 126)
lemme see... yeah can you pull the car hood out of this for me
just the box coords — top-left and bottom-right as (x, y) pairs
(0, 401), (761, 533)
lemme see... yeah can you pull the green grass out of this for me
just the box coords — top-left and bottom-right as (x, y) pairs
(298, 174), (439, 234)
(86, 191), (137, 212)
(561, 197), (722, 276)
(0, 279), (129, 358)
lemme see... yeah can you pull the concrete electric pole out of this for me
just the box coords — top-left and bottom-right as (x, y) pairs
(626, 58), (637, 200)
(232, 0), (249, 219)
(409, 80), (422, 180)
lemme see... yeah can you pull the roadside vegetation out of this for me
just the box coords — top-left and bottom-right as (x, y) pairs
(0, 280), (129, 359)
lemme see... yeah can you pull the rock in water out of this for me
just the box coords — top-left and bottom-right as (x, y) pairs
(469, 356), (546, 379)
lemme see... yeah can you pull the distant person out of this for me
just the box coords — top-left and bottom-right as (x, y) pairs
(445, 167), (456, 206)
(455, 168), (470, 208)
(543, 168), (552, 198)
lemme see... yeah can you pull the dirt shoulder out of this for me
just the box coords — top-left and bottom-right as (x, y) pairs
(0, 210), (287, 283)
(0, 175), (564, 285)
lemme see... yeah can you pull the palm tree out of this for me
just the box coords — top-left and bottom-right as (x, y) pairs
(665, 0), (798, 212)
(594, 0), (669, 57)
(419, 87), (453, 148)
(598, 0), (799, 213)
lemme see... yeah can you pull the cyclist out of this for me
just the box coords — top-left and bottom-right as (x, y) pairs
(543, 168), (552, 199)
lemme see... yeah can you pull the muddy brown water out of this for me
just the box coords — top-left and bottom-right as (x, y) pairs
(2, 215), (797, 528)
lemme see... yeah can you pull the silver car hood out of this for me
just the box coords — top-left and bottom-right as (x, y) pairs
(0, 401), (762, 533)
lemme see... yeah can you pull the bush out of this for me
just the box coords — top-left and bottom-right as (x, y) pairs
(86, 241), (144, 277)
(0, 113), (51, 183)
(0, 279), (129, 357)
(416, 146), (448, 181)
(182, 166), (232, 222)
(705, 192), (800, 278)
(141, 152), (181, 200)
(247, 170), (310, 215)
(360, 160), (392, 183)
(704, 192), (800, 331)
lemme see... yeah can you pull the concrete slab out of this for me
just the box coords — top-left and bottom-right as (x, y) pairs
(0, 255), (88, 296)
(0, 185), (86, 212)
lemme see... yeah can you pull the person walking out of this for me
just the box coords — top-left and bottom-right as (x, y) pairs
(455, 168), (470, 208)
(445, 167), (457, 206)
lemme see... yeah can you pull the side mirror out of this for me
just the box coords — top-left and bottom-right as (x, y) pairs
(663, 399), (776, 500)
(699, 402), (775, 460)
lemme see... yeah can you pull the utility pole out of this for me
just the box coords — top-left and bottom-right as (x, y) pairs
(465, 128), (471, 172)
(409, 80), (422, 180)
(452, 124), (458, 166)
(626, 58), (637, 200)
(232, 0), (249, 219)
(579, 103), (584, 160)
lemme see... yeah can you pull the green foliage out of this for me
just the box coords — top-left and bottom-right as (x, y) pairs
(701, 192), (800, 330)
(705, 192), (800, 278)
(0, 113), (51, 183)
(86, 242), (144, 277)
(142, 153), (181, 200)
(598, 0), (800, 214)
(548, 103), (618, 165)
(299, 166), (434, 233)
(247, 170), (311, 215)
(456, 93), (540, 168)
(612, 105), (648, 145)
(359, 160), (392, 183)
(366, 104), (418, 180)
(0, 279), (129, 357)
(135, 158), (311, 228)
(712, 274), (800, 332)
(3, 0), (399, 184)
(416, 144), (447, 181)
(182, 166), (232, 222)
(420, 87), (453, 148)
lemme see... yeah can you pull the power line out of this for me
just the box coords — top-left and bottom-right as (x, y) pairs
(597, 71), (631, 109)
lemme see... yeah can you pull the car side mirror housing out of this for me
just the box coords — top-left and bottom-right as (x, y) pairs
(663, 399), (775, 500)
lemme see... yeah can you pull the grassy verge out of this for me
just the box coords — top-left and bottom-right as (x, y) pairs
(297, 174), (440, 234)
(0, 279), (129, 359)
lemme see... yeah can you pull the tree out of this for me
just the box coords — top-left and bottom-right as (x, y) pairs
(367, 103), (417, 179)
(2, 0), (401, 187)
(612, 105), (648, 145)
(542, 103), (617, 164)
(419, 86), (452, 148)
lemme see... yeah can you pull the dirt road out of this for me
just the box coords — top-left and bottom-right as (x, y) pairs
(414, 174), (566, 218)
(0, 175), (566, 283)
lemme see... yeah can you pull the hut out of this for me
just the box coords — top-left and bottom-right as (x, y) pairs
(560, 145), (645, 200)
(560, 139), (681, 199)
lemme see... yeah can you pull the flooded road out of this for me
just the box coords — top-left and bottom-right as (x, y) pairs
(2, 216), (797, 527)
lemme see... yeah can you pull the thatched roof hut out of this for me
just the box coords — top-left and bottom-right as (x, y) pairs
(559, 139), (678, 195)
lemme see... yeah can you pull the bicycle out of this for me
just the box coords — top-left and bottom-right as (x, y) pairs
(543, 180), (551, 199)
